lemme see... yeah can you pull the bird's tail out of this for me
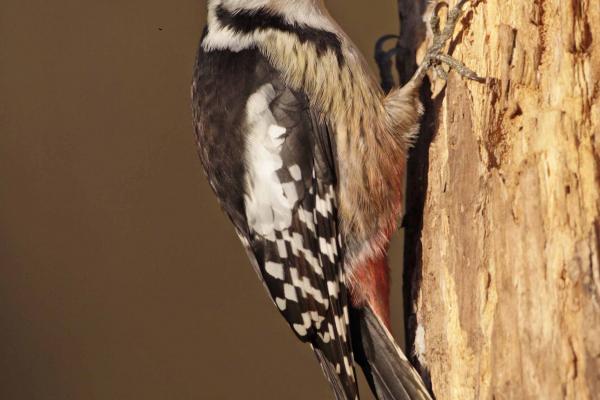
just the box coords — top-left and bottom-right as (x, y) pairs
(350, 306), (433, 400)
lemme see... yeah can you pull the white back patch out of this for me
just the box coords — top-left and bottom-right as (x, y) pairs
(244, 84), (298, 236)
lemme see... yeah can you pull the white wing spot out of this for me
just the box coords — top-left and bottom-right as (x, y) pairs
(276, 239), (288, 258)
(301, 312), (312, 327)
(343, 356), (354, 377)
(319, 237), (336, 263)
(289, 164), (302, 181)
(298, 207), (316, 233)
(284, 283), (298, 302)
(310, 311), (326, 328)
(328, 323), (336, 340)
(315, 193), (333, 217)
(327, 280), (340, 298)
(275, 297), (287, 311)
(293, 323), (307, 336)
(319, 331), (331, 343)
(265, 261), (284, 280)
(293, 313), (312, 337)
(334, 315), (347, 341)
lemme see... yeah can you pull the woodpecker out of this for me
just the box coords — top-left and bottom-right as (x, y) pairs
(191, 1), (480, 399)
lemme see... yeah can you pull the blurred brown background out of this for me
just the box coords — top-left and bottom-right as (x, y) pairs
(0, 1), (400, 399)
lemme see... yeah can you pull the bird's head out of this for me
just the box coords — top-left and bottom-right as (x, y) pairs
(207, 0), (332, 29)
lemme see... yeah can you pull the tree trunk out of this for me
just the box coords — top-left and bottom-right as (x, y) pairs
(397, 1), (600, 399)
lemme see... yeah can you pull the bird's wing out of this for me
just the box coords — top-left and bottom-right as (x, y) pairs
(240, 76), (358, 399)
(192, 42), (357, 399)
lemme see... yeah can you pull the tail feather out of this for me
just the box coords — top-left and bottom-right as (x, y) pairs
(351, 306), (432, 400)
(314, 348), (358, 400)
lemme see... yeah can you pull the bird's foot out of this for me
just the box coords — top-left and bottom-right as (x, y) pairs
(413, 0), (485, 84)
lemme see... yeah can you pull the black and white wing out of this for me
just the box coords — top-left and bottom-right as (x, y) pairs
(243, 83), (357, 399)
(193, 47), (358, 399)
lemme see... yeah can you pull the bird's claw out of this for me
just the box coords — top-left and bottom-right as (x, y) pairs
(433, 54), (485, 83)
(415, 0), (484, 84)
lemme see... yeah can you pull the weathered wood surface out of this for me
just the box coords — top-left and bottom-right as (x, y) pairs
(397, 1), (600, 398)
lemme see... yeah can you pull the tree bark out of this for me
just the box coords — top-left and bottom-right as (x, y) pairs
(397, 1), (600, 399)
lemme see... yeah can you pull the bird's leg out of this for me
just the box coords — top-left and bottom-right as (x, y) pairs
(429, 5), (449, 81)
(412, 0), (484, 84)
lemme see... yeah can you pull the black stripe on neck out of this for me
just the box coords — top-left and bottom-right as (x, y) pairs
(215, 5), (345, 66)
